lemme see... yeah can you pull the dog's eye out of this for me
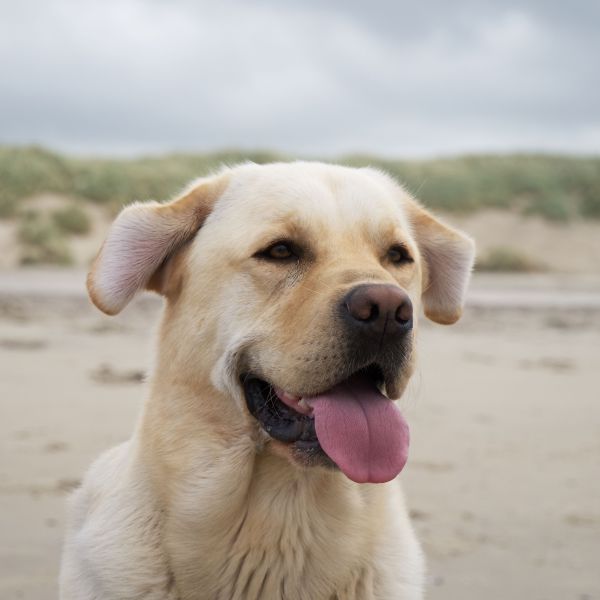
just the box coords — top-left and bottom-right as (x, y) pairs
(268, 243), (293, 259)
(256, 241), (298, 262)
(387, 245), (413, 265)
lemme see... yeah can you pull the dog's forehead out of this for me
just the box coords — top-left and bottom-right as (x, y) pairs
(212, 162), (412, 238)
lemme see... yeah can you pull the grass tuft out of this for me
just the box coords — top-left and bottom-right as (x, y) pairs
(17, 212), (73, 265)
(52, 204), (92, 235)
(476, 247), (544, 273)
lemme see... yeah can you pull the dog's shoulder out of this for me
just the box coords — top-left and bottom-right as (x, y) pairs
(60, 441), (175, 599)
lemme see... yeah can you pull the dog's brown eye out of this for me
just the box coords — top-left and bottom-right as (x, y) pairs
(269, 243), (293, 259)
(388, 245), (413, 265)
(256, 241), (298, 261)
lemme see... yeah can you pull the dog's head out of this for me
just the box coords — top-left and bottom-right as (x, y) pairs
(88, 162), (474, 483)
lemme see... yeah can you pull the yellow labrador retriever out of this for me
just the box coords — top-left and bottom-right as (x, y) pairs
(60, 162), (474, 599)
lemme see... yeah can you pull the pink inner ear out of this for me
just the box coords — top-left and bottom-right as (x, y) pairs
(88, 203), (186, 315)
(87, 175), (225, 315)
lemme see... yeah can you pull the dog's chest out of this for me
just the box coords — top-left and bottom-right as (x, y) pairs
(168, 478), (380, 600)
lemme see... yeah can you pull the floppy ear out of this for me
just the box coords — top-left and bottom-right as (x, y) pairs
(87, 175), (228, 315)
(406, 199), (475, 325)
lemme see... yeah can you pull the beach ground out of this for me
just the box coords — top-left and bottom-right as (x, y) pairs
(1, 270), (599, 600)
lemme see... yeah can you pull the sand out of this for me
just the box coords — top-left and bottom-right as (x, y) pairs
(1, 269), (599, 600)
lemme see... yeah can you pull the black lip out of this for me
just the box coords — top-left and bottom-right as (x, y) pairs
(356, 363), (385, 391)
(241, 362), (386, 444)
(241, 368), (387, 472)
(242, 376), (318, 444)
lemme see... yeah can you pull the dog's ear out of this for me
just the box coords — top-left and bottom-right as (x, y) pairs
(87, 175), (228, 315)
(406, 198), (475, 325)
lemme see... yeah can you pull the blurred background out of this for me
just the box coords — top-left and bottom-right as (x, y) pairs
(0, 1), (599, 599)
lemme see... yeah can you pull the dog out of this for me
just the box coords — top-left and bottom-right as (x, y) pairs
(60, 162), (475, 599)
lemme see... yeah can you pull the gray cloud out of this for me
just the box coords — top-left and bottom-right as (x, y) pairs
(0, 0), (598, 156)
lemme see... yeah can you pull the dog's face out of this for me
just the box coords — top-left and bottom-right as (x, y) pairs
(88, 163), (474, 483)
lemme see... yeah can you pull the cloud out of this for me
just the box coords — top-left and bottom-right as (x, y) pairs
(0, 0), (598, 156)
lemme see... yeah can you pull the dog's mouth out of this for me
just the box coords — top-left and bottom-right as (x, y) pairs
(242, 364), (410, 484)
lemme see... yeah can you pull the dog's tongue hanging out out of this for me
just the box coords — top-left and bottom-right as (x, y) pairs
(304, 374), (409, 484)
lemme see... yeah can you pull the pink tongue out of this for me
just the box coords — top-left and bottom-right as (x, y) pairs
(305, 375), (409, 484)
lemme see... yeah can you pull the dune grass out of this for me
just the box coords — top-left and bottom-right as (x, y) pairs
(1, 145), (599, 221)
(17, 211), (73, 265)
(51, 204), (92, 235)
(476, 247), (545, 273)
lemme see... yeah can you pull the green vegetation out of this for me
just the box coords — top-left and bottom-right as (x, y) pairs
(1, 145), (599, 221)
(342, 153), (600, 221)
(476, 247), (545, 273)
(0, 146), (72, 217)
(52, 204), (92, 235)
(17, 211), (73, 265)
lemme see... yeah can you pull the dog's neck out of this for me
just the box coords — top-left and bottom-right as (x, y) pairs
(139, 366), (359, 509)
(136, 369), (387, 598)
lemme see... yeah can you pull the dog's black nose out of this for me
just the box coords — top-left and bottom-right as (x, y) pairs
(342, 284), (413, 340)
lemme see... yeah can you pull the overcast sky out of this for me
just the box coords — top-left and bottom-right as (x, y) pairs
(1, 0), (599, 157)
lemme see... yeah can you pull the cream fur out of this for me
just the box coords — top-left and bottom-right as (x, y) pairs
(61, 162), (474, 600)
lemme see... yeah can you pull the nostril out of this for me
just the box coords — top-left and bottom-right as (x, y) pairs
(346, 299), (380, 322)
(367, 303), (379, 322)
(395, 301), (413, 326)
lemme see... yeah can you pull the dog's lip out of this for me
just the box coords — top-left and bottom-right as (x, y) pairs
(242, 375), (314, 421)
(273, 389), (313, 416)
(242, 362), (388, 422)
(241, 375), (318, 444)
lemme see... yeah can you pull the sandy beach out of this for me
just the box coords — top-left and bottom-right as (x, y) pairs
(1, 269), (599, 600)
